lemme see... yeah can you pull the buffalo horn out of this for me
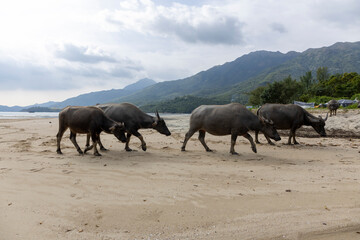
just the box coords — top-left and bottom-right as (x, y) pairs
(323, 112), (328, 121)
(156, 109), (160, 119)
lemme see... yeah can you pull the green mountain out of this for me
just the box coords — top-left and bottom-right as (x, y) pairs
(116, 41), (360, 106)
(112, 51), (300, 105)
(219, 42), (360, 102)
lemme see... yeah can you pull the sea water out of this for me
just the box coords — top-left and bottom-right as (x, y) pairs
(0, 112), (59, 119)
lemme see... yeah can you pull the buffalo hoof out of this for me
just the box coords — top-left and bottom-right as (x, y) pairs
(94, 152), (102, 156)
(125, 147), (133, 152)
(56, 150), (62, 154)
(77, 149), (84, 155)
(231, 151), (239, 155)
(84, 145), (93, 154)
(100, 147), (108, 151)
(268, 141), (275, 146)
(206, 149), (213, 152)
(251, 146), (257, 153)
(294, 142), (299, 145)
(181, 147), (186, 152)
(142, 145), (147, 151)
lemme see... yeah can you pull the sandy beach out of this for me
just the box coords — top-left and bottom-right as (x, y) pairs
(1, 110), (360, 240)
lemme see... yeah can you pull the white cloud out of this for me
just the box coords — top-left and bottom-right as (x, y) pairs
(1, 0), (360, 106)
(99, 1), (245, 45)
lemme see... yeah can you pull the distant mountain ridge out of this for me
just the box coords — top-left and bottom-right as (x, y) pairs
(0, 78), (156, 112)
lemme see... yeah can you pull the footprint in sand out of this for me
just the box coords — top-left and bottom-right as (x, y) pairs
(30, 168), (45, 173)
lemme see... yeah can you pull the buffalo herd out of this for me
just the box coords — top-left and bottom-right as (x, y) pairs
(56, 102), (331, 156)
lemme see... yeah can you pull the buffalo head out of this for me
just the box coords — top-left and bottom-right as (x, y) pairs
(309, 113), (328, 137)
(259, 116), (281, 141)
(152, 110), (171, 136)
(110, 123), (127, 143)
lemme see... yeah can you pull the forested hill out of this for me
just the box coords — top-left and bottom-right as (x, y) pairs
(217, 42), (360, 102)
(111, 51), (300, 105)
(115, 41), (360, 105)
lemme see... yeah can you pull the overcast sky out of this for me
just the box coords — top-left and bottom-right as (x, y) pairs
(1, 0), (360, 106)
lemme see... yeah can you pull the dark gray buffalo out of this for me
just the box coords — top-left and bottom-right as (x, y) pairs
(56, 106), (127, 156)
(328, 99), (340, 116)
(181, 103), (281, 155)
(87, 103), (171, 152)
(255, 103), (328, 145)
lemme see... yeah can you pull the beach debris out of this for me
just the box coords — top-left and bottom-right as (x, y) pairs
(324, 206), (330, 211)
(285, 189), (291, 192)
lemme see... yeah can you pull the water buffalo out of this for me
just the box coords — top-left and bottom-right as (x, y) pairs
(328, 99), (340, 116)
(255, 103), (328, 145)
(181, 103), (281, 155)
(56, 106), (127, 156)
(87, 103), (171, 152)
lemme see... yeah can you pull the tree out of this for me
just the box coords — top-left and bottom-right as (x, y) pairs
(316, 67), (330, 83)
(300, 71), (313, 92)
(260, 76), (302, 104)
(248, 86), (266, 106)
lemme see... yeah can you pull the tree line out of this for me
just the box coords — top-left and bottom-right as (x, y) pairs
(248, 67), (360, 106)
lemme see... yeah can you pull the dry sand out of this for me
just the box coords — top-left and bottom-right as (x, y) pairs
(1, 109), (360, 240)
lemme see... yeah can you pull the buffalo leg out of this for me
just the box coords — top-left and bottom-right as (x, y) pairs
(125, 133), (133, 151)
(70, 131), (83, 154)
(230, 133), (238, 155)
(91, 132), (101, 156)
(288, 129), (299, 145)
(255, 130), (260, 144)
(84, 134), (93, 153)
(98, 136), (107, 151)
(56, 126), (67, 154)
(85, 134), (107, 153)
(198, 130), (212, 152)
(292, 129), (299, 144)
(181, 129), (197, 151)
(133, 131), (146, 151)
(264, 134), (275, 145)
(243, 133), (257, 153)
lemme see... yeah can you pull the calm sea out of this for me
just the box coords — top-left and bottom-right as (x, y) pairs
(0, 112), (59, 119)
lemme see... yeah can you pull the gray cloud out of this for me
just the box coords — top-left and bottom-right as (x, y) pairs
(0, 55), (144, 91)
(270, 23), (287, 33)
(55, 43), (117, 63)
(313, 0), (360, 27)
(152, 15), (244, 45)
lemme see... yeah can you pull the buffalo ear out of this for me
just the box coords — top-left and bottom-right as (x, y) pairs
(109, 126), (116, 133)
(259, 115), (273, 125)
(152, 121), (158, 127)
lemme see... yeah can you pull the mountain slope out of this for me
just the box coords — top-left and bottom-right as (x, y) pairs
(219, 41), (360, 102)
(50, 78), (156, 108)
(112, 51), (300, 105)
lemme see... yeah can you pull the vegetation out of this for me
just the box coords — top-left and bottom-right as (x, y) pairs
(249, 68), (360, 106)
(139, 95), (228, 113)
